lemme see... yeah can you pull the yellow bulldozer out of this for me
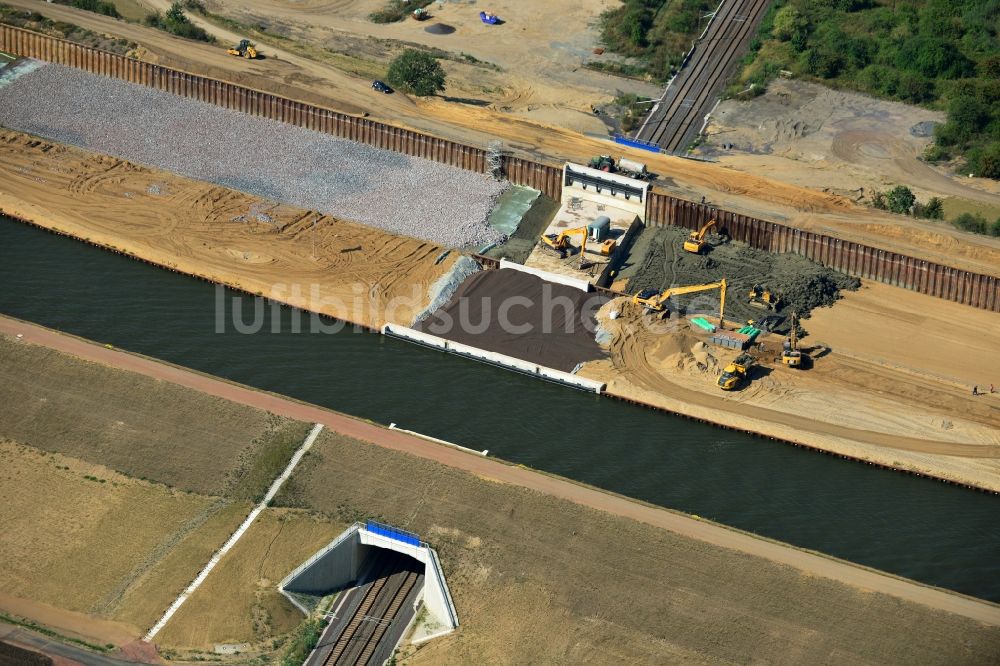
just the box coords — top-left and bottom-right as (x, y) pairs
(539, 226), (616, 264)
(683, 219), (717, 254)
(748, 284), (781, 310)
(227, 39), (258, 59)
(718, 353), (754, 390)
(632, 279), (727, 325)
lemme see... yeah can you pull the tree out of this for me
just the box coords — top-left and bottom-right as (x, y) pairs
(772, 6), (806, 41)
(886, 185), (916, 215)
(922, 197), (944, 220)
(386, 50), (446, 96)
(166, 1), (187, 24)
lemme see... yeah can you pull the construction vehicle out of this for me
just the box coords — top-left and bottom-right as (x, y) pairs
(588, 155), (615, 172)
(718, 353), (754, 390)
(412, 7), (429, 20)
(227, 39), (258, 59)
(632, 279), (727, 325)
(781, 311), (805, 367)
(748, 284), (782, 310)
(683, 219), (717, 254)
(539, 226), (615, 263)
(587, 155), (651, 180)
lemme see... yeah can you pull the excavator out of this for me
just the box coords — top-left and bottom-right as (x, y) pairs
(632, 279), (727, 325)
(683, 219), (717, 254)
(718, 353), (754, 390)
(539, 226), (616, 262)
(227, 39), (258, 59)
(748, 284), (782, 310)
(781, 311), (805, 367)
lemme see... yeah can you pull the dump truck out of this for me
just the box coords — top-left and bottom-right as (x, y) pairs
(718, 353), (754, 390)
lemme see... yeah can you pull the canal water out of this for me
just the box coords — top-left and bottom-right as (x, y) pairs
(1, 218), (997, 601)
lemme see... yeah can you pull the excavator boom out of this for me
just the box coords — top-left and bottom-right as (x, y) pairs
(632, 278), (727, 327)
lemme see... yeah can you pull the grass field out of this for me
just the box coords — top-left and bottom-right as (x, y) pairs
(278, 431), (1000, 665)
(156, 508), (344, 652)
(0, 440), (245, 632)
(0, 335), (310, 498)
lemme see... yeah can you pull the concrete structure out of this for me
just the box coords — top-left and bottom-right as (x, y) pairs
(279, 522), (458, 636)
(381, 323), (606, 393)
(525, 163), (648, 286)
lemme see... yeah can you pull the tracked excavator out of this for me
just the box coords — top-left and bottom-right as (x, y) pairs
(539, 226), (616, 263)
(781, 311), (805, 367)
(683, 219), (719, 254)
(632, 279), (727, 325)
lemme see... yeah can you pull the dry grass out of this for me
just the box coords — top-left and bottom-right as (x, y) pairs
(0, 440), (239, 627)
(277, 431), (1000, 665)
(157, 508), (345, 651)
(0, 335), (308, 498)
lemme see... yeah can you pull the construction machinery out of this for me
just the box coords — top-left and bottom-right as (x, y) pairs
(632, 279), (727, 325)
(587, 155), (651, 180)
(718, 353), (754, 390)
(588, 155), (616, 172)
(748, 284), (782, 310)
(781, 311), (805, 367)
(227, 39), (258, 59)
(412, 7), (429, 20)
(683, 219), (717, 254)
(539, 226), (615, 264)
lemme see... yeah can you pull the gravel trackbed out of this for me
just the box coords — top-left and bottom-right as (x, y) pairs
(0, 62), (507, 247)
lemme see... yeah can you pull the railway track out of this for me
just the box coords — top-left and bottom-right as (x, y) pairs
(321, 553), (421, 666)
(637, 0), (772, 152)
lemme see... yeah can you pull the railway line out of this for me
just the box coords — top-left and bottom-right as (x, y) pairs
(309, 552), (423, 666)
(637, 0), (772, 152)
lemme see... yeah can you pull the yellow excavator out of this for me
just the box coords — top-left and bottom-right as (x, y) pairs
(539, 226), (616, 260)
(227, 39), (258, 59)
(718, 353), (754, 390)
(632, 279), (727, 325)
(781, 311), (805, 367)
(683, 219), (717, 254)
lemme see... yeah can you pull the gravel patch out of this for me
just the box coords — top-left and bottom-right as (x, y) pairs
(0, 62), (508, 247)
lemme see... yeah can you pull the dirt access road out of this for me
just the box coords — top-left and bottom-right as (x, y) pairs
(2, 315), (998, 628)
(5, 0), (1000, 276)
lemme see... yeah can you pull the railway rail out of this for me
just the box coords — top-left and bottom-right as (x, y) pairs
(638, 0), (772, 152)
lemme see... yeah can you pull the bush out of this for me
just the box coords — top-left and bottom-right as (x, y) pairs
(369, 0), (434, 24)
(144, 2), (212, 42)
(886, 185), (916, 215)
(953, 212), (988, 234)
(921, 197), (944, 220)
(966, 142), (1000, 179)
(386, 49), (446, 96)
(64, 0), (120, 18)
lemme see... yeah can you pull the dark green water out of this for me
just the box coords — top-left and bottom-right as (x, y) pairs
(1, 218), (998, 601)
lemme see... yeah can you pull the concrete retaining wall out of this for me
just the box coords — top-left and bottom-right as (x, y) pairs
(498, 259), (592, 292)
(382, 323), (606, 393)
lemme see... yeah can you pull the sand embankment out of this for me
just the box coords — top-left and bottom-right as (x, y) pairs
(0, 130), (451, 330)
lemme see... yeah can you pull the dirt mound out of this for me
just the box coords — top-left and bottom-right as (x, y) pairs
(415, 268), (608, 371)
(619, 226), (859, 332)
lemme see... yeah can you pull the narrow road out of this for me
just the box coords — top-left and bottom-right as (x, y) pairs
(2, 314), (998, 627)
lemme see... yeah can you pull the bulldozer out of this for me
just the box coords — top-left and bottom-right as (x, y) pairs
(683, 219), (717, 254)
(718, 353), (754, 390)
(781, 311), (805, 367)
(748, 284), (781, 310)
(632, 279), (727, 325)
(539, 226), (615, 263)
(227, 39), (258, 59)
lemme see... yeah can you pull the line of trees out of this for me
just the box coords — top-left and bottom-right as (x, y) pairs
(738, 0), (1000, 179)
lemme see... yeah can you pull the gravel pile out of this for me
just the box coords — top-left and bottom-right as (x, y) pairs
(0, 62), (508, 247)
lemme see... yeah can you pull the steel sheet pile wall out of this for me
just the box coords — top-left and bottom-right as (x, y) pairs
(2, 25), (996, 310)
(647, 191), (999, 311)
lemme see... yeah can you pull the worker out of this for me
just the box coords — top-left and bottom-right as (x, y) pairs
(972, 385), (979, 396)
(991, 384), (996, 393)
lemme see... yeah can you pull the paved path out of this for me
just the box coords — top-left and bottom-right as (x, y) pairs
(2, 314), (999, 627)
(0, 624), (136, 666)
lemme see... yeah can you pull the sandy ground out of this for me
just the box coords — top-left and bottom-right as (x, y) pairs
(0, 130), (453, 329)
(5, 0), (1000, 277)
(0, 440), (245, 648)
(702, 78), (1000, 209)
(3, 317), (998, 631)
(282, 429), (1000, 664)
(580, 294), (1000, 491)
(156, 509), (342, 652)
